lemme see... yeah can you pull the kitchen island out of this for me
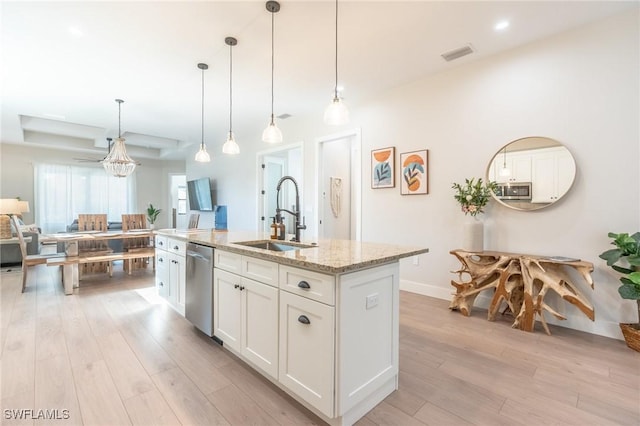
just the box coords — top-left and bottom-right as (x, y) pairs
(155, 229), (428, 426)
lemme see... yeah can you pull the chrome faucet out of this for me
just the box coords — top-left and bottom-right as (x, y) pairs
(275, 176), (306, 242)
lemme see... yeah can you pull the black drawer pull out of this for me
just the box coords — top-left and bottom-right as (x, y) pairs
(234, 284), (239, 289)
(158, 258), (163, 263)
(297, 280), (310, 289)
(239, 286), (245, 291)
(158, 241), (164, 246)
(298, 315), (310, 325)
(173, 245), (179, 250)
(159, 282), (164, 287)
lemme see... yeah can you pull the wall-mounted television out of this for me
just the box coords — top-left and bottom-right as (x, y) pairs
(187, 177), (214, 211)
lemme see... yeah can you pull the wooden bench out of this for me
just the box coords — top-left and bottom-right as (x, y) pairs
(78, 248), (156, 277)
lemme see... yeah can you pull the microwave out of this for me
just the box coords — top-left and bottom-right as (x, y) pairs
(495, 182), (532, 201)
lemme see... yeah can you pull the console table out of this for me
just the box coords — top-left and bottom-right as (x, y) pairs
(449, 250), (594, 334)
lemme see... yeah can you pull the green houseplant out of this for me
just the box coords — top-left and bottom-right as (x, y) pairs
(599, 232), (640, 351)
(146, 204), (162, 228)
(452, 178), (498, 217)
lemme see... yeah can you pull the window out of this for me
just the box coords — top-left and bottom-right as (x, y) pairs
(34, 164), (137, 233)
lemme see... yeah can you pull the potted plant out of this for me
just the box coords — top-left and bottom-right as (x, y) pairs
(146, 204), (162, 229)
(451, 177), (498, 217)
(599, 232), (640, 352)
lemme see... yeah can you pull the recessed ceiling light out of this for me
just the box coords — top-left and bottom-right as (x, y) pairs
(68, 26), (84, 37)
(495, 21), (510, 31)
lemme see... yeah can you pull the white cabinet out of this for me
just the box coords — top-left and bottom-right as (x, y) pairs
(490, 151), (532, 183)
(155, 236), (186, 315)
(279, 290), (335, 417)
(155, 250), (169, 298)
(213, 249), (400, 425)
(214, 252), (279, 379)
(531, 147), (576, 203)
(168, 252), (186, 315)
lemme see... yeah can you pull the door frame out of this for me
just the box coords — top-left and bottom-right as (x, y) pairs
(256, 142), (304, 233)
(315, 128), (362, 241)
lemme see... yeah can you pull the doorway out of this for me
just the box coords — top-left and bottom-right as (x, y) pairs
(316, 129), (361, 241)
(170, 174), (187, 229)
(257, 143), (303, 234)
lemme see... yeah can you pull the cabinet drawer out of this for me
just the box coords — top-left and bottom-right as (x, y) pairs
(167, 238), (186, 256)
(279, 291), (335, 417)
(155, 250), (169, 267)
(215, 250), (242, 274)
(279, 266), (335, 305)
(155, 235), (168, 250)
(242, 256), (278, 287)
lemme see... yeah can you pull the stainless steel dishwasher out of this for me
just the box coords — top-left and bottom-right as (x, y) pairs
(185, 243), (214, 336)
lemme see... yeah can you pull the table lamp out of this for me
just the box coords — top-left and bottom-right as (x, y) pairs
(0, 199), (21, 239)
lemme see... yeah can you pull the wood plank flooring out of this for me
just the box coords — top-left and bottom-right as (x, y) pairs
(1, 264), (638, 425)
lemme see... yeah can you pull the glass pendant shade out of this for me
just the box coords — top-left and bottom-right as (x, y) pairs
(262, 118), (283, 144)
(102, 137), (137, 177)
(324, 95), (349, 125)
(195, 62), (211, 162)
(222, 132), (240, 155)
(195, 144), (210, 162)
(499, 166), (511, 177)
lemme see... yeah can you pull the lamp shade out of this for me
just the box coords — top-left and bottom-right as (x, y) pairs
(0, 199), (21, 215)
(324, 97), (349, 125)
(195, 145), (211, 162)
(17, 200), (30, 213)
(222, 132), (240, 155)
(262, 121), (283, 144)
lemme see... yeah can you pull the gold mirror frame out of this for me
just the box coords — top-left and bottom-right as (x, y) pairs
(485, 136), (576, 211)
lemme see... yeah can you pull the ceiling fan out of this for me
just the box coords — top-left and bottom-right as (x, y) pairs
(73, 138), (142, 165)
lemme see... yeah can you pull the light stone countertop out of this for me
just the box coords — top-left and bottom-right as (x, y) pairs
(155, 229), (429, 274)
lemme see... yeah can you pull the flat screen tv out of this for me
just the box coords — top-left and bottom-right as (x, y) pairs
(187, 177), (214, 211)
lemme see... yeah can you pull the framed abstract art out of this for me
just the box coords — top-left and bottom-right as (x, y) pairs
(400, 150), (428, 195)
(371, 147), (395, 188)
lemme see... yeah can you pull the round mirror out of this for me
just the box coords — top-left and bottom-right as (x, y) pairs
(486, 136), (576, 211)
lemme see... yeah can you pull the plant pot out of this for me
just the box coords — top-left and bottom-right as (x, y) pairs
(462, 216), (484, 252)
(619, 323), (640, 352)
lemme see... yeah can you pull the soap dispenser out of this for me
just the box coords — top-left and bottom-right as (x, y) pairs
(270, 217), (277, 240)
(277, 216), (286, 241)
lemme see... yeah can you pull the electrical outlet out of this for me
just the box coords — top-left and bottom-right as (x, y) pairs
(412, 256), (419, 266)
(366, 293), (379, 309)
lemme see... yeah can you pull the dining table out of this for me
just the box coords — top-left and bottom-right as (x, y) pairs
(40, 229), (155, 294)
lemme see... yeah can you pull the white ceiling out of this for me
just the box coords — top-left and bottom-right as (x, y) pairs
(1, 1), (636, 160)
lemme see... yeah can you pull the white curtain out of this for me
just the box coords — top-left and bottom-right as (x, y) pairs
(34, 164), (137, 233)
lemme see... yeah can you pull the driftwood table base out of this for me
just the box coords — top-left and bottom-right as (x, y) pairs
(449, 250), (594, 334)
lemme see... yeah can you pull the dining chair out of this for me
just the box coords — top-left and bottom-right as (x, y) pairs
(11, 216), (65, 293)
(78, 214), (111, 276)
(122, 213), (152, 272)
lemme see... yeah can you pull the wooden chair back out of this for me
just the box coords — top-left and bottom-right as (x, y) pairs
(122, 214), (151, 272)
(12, 215), (29, 260)
(188, 213), (200, 229)
(78, 214), (107, 232)
(122, 214), (147, 231)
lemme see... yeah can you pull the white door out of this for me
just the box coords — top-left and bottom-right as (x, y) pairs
(317, 130), (361, 241)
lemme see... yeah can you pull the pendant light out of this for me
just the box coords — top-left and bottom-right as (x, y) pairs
(499, 146), (511, 177)
(102, 99), (137, 177)
(195, 63), (211, 162)
(262, 0), (283, 144)
(324, 0), (349, 125)
(222, 37), (240, 155)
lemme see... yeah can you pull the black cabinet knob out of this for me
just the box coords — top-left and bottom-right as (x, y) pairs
(297, 280), (311, 289)
(239, 286), (245, 291)
(298, 315), (310, 325)
(234, 284), (239, 289)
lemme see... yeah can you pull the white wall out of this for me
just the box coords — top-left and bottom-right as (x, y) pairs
(186, 10), (639, 339)
(0, 143), (185, 229)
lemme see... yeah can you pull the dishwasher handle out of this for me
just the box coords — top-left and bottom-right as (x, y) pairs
(186, 251), (210, 262)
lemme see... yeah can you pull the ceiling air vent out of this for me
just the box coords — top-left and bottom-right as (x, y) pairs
(441, 44), (474, 62)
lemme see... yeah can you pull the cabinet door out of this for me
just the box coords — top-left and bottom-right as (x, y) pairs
(531, 153), (556, 203)
(169, 253), (186, 315)
(213, 268), (242, 352)
(512, 154), (532, 182)
(241, 277), (279, 379)
(155, 250), (169, 299)
(279, 291), (335, 418)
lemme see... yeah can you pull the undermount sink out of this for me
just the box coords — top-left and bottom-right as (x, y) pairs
(233, 240), (316, 252)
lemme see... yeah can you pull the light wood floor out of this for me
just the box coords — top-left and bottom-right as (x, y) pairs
(1, 264), (638, 426)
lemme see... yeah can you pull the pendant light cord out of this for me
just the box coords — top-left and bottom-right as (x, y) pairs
(201, 67), (205, 148)
(229, 42), (233, 135)
(118, 100), (122, 138)
(270, 9), (275, 124)
(334, 0), (339, 99)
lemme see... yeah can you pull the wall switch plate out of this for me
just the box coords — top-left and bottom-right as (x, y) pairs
(366, 293), (379, 309)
